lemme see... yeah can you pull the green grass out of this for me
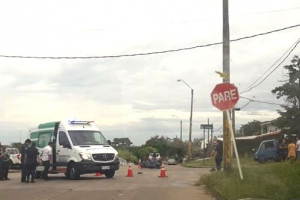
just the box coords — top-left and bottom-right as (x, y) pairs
(200, 161), (300, 200)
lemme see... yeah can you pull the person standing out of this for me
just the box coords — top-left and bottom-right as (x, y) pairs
(21, 139), (31, 182)
(41, 142), (53, 180)
(0, 146), (11, 180)
(0, 144), (5, 180)
(279, 139), (288, 161)
(296, 137), (300, 160)
(215, 140), (223, 171)
(288, 139), (296, 163)
(24, 142), (40, 183)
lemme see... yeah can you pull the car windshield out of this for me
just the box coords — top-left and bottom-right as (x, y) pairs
(68, 130), (108, 146)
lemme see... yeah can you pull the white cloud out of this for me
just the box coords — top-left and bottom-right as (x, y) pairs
(0, 0), (299, 145)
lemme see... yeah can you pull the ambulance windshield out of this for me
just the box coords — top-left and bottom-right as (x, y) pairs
(68, 130), (108, 146)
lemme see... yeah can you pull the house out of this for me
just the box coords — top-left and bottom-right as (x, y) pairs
(260, 121), (279, 134)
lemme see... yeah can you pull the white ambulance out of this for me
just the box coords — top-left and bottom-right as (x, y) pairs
(29, 120), (119, 179)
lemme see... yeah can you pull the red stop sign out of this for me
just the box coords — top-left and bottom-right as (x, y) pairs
(211, 83), (239, 111)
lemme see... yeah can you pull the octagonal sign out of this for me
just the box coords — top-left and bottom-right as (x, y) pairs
(211, 83), (239, 111)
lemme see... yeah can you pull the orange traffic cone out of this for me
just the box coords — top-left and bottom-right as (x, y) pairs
(126, 162), (134, 177)
(95, 172), (101, 177)
(158, 163), (167, 178)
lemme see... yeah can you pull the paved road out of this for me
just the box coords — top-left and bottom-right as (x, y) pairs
(0, 165), (215, 200)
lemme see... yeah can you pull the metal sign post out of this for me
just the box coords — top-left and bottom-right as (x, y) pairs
(210, 82), (243, 180)
(226, 110), (243, 180)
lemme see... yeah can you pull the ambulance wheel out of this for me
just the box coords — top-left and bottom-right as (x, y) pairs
(105, 171), (115, 178)
(68, 163), (80, 180)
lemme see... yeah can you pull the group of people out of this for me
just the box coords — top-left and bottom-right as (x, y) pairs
(279, 136), (300, 162)
(0, 139), (53, 183)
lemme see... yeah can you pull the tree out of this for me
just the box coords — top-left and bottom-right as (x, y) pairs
(272, 55), (300, 136)
(167, 138), (186, 159)
(117, 149), (138, 164)
(240, 120), (261, 136)
(138, 147), (158, 160)
(145, 136), (168, 156)
(10, 142), (22, 151)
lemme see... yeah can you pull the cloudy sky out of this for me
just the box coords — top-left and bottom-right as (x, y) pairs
(0, 0), (299, 145)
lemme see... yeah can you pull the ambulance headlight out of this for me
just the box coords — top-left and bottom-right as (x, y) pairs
(79, 153), (92, 160)
(115, 153), (119, 160)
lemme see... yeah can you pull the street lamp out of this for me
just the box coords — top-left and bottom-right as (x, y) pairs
(177, 79), (194, 159)
(172, 115), (182, 141)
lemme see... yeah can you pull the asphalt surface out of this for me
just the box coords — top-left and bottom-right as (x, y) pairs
(0, 165), (215, 200)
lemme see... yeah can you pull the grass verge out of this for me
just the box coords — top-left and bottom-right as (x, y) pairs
(182, 157), (258, 168)
(200, 161), (300, 200)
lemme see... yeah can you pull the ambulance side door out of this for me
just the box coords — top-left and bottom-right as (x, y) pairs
(56, 131), (72, 168)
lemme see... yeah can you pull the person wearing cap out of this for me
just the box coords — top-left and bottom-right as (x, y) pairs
(21, 139), (32, 182)
(24, 142), (40, 183)
(41, 141), (53, 180)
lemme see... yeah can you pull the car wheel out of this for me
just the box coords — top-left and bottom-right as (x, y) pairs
(105, 171), (115, 179)
(68, 163), (80, 180)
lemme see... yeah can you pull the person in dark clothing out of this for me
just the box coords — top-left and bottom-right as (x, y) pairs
(0, 146), (10, 180)
(214, 140), (223, 171)
(279, 139), (288, 161)
(24, 142), (40, 183)
(0, 145), (5, 181)
(21, 139), (31, 182)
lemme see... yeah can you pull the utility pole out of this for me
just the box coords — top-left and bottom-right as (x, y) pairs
(223, 0), (231, 171)
(19, 130), (22, 143)
(177, 79), (194, 159)
(188, 89), (194, 159)
(211, 125), (214, 147)
(203, 128), (206, 163)
(207, 118), (210, 150)
(180, 120), (183, 141)
(172, 115), (183, 141)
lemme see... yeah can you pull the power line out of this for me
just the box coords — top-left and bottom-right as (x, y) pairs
(240, 37), (300, 94)
(0, 24), (299, 60)
(214, 125), (223, 132)
(240, 96), (285, 106)
(242, 39), (300, 92)
(240, 99), (253, 110)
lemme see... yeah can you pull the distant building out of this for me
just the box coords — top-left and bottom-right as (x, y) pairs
(260, 121), (279, 134)
(112, 138), (132, 147)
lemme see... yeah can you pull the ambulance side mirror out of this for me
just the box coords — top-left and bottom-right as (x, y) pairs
(107, 140), (112, 145)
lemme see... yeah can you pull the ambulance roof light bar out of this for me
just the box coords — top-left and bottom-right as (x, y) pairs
(68, 120), (94, 124)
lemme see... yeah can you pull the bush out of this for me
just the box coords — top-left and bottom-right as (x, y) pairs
(118, 149), (138, 164)
(201, 162), (300, 200)
(138, 147), (158, 160)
